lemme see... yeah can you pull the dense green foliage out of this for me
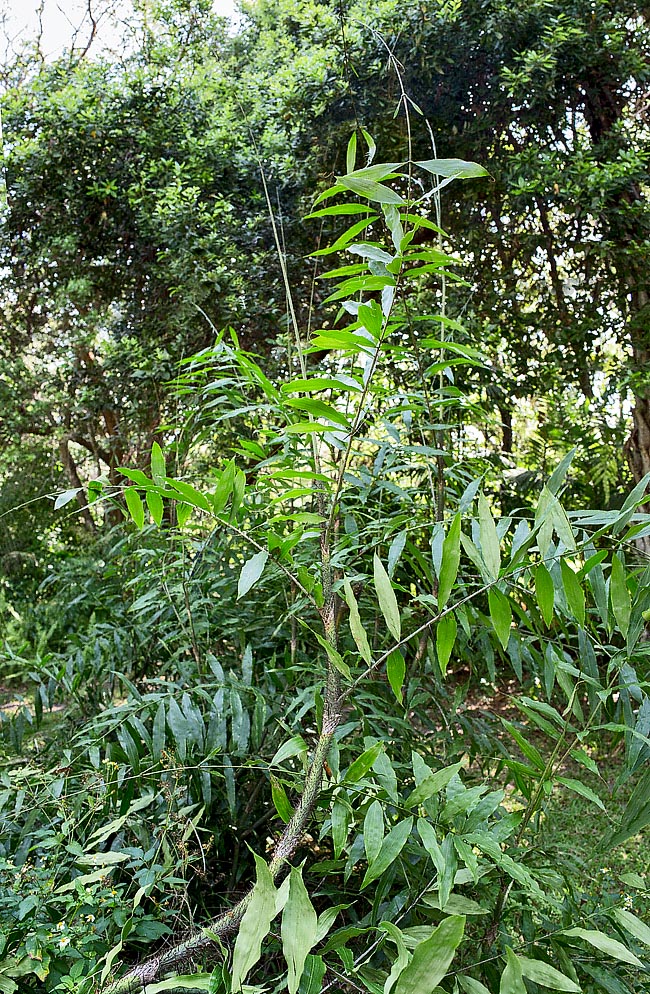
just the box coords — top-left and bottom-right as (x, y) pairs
(0, 2), (649, 993)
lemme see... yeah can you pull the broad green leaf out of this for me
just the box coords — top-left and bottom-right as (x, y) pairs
(176, 502), (192, 527)
(344, 578), (372, 664)
(151, 442), (166, 486)
(270, 735), (308, 767)
(500, 946), (526, 994)
(231, 854), (277, 991)
(361, 817), (413, 889)
(386, 649), (406, 704)
(517, 956), (581, 991)
(167, 478), (212, 512)
(125, 487), (145, 529)
(212, 459), (236, 514)
(535, 563), (554, 627)
(54, 488), (81, 510)
(393, 915), (465, 994)
(416, 158), (488, 178)
(146, 490), (164, 527)
(282, 377), (361, 394)
(338, 175), (404, 204)
(436, 612), (457, 676)
(417, 821), (455, 908)
(610, 554), (631, 638)
(374, 552), (401, 641)
(488, 587), (512, 651)
(407, 763), (463, 809)
(346, 741), (384, 783)
(271, 776), (293, 823)
(561, 561), (585, 627)
(147, 977), (214, 993)
(364, 799), (384, 865)
(311, 217), (375, 256)
(381, 921), (410, 994)
(237, 551), (269, 600)
(282, 868), (318, 994)
(563, 928), (643, 967)
(421, 893), (488, 916)
(458, 978), (491, 994)
(438, 513), (461, 608)
(555, 776), (605, 810)
(612, 908), (650, 947)
(608, 766), (650, 847)
(305, 203), (376, 218)
(478, 494), (500, 581)
(286, 397), (352, 429)
(388, 530), (407, 575)
(299, 955), (327, 994)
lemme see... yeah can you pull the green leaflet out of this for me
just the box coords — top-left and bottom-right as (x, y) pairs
(282, 868), (318, 994)
(478, 493), (500, 581)
(563, 927), (643, 967)
(436, 612), (457, 676)
(458, 977), (491, 994)
(231, 853), (277, 991)
(393, 915), (465, 994)
(517, 956), (580, 991)
(612, 907), (650, 947)
(344, 577), (372, 664)
(406, 763), (463, 809)
(363, 798), (385, 866)
(416, 157), (488, 178)
(124, 487), (144, 529)
(374, 552), (401, 641)
(499, 947), (526, 994)
(150, 441), (166, 486)
(237, 551), (269, 600)
(488, 587), (512, 651)
(555, 776), (605, 810)
(610, 553), (631, 637)
(534, 563), (554, 627)
(345, 741), (384, 783)
(386, 649), (406, 704)
(146, 490), (164, 527)
(361, 817), (413, 889)
(561, 560), (585, 627)
(438, 512), (461, 608)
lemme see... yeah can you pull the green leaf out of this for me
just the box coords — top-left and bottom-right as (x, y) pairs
(374, 552), (401, 642)
(167, 478), (212, 512)
(416, 158), (488, 178)
(231, 854), (277, 991)
(500, 946), (526, 994)
(212, 459), (236, 514)
(282, 377), (361, 394)
(151, 442), (166, 486)
(555, 776), (605, 810)
(488, 587), (512, 651)
(478, 493), (500, 581)
(610, 554), (631, 638)
(286, 397), (352, 429)
(270, 735), (308, 767)
(346, 741), (384, 783)
(338, 175), (404, 204)
(608, 766), (650, 847)
(364, 799), (384, 865)
(54, 488), (82, 510)
(282, 868), (318, 994)
(146, 490), (164, 527)
(500, 719), (545, 772)
(346, 132), (357, 174)
(563, 928), (643, 967)
(237, 551), (269, 600)
(517, 957), (581, 992)
(312, 629), (351, 679)
(361, 817), (413, 889)
(535, 563), (554, 627)
(438, 513), (461, 608)
(458, 978), (491, 994)
(561, 561), (585, 627)
(406, 763), (463, 809)
(611, 908), (650, 947)
(344, 578), (372, 664)
(436, 612), (457, 676)
(146, 976), (214, 993)
(125, 487), (145, 529)
(386, 649), (406, 705)
(271, 776), (293, 823)
(393, 916), (465, 994)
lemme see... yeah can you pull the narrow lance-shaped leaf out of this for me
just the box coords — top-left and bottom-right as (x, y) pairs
(500, 947), (526, 994)
(563, 928), (643, 967)
(534, 563), (554, 627)
(438, 512), (461, 608)
(393, 915), (466, 994)
(478, 493), (500, 581)
(374, 552), (401, 641)
(436, 612), (457, 677)
(364, 799), (384, 866)
(125, 487), (145, 530)
(281, 867), (318, 994)
(151, 441), (166, 486)
(517, 957), (580, 993)
(561, 561), (585, 627)
(361, 817), (413, 889)
(344, 578), (372, 664)
(238, 551), (269, 601)
(488, 587), (512, 651)
(610, 553), (631, 638)
(386, 649), (405, 705)
(231, 854), (277, 991)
